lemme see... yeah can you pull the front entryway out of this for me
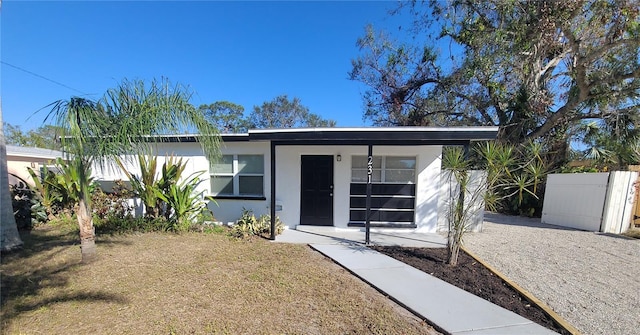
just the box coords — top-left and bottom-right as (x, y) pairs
(300, 155), (333, 226)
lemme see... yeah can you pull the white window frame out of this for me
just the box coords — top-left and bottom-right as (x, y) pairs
(210, 154), (264, 197)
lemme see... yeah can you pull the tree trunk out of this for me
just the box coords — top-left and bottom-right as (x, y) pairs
(0, 107), (23, 252)
(77, 197), (96, 263)
(447, 170), (466, 266)
(447, 233), (460, 266)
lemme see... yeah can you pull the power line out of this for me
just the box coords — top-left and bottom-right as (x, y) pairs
(1, 61), (88, 95)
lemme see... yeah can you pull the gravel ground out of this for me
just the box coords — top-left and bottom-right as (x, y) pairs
(463, 213), (640, 335)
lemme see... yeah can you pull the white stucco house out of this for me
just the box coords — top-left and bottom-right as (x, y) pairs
(93, 127), (498, 237)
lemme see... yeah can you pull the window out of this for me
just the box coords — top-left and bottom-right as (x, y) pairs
(351, 156), (415, 184)
(349, 156), (417, 226)
(210, 154), (264, 197)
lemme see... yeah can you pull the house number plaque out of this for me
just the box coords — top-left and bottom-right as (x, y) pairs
(367, 156), (373, 184)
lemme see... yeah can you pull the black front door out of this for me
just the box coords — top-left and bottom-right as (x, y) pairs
(300, 155), (334, 226)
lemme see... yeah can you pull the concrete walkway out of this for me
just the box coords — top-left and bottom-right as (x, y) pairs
(276, 228), (557, 335)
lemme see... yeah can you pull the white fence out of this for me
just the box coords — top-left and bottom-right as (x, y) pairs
(437, 170), (486, 233)
(541, 172), (638, 233)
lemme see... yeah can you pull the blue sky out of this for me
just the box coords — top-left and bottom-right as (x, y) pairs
(2, 1), (416, 131)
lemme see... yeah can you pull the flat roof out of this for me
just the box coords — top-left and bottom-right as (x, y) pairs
(230, 127), (498, 145)
(6, 145), (64, 160)
(150, 127), (499, 145)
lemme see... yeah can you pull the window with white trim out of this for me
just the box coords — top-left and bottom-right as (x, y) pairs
(210, 154), (264, 197)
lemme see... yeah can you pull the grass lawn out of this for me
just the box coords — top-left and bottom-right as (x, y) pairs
(1, 226), (437, 335)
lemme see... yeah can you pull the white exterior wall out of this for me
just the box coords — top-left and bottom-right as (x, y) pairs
(91, 141), (444, 231)
(91, 142), (213, 217)
(437, 170), (487, 233)
(274, 145), (441, 231)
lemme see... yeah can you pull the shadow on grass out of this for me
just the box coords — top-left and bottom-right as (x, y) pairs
(1, 226), (129, 328)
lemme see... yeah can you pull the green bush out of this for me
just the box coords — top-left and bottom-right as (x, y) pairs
(10, 181), (47, 230)
(159, 171), (207, 232)
(230, 209), (284, 238)
(27, 158), (98, 218)
(92, 180), (134, 221)
(119, 154), (210, 232)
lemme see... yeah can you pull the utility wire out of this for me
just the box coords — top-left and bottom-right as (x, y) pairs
(1, 61), (88, 95)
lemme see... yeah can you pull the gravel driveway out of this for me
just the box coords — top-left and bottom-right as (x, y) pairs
(464, 213), (640, 335)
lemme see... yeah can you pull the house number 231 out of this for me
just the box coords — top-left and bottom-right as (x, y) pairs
(367, 156), (373, 184)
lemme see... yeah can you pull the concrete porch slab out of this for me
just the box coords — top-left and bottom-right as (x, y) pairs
(275, 226), (447, 248)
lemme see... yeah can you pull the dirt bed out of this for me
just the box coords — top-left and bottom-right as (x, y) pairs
(372, 246), (569, 334)
(463, 213), (640, 335)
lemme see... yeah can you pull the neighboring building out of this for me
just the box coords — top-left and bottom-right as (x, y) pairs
(6, 145), (64, 186)
(93, 127), (498, 233)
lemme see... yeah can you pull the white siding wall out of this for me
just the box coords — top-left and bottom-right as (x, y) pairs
(274, 145), (441, 231)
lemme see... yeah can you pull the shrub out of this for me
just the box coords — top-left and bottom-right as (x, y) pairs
(10, 181), (47, 230)
(257, 214), (285, 236)
(230, 209), (284, 238)
(92, 180), (134, 221)
(159, 171), (207, 232)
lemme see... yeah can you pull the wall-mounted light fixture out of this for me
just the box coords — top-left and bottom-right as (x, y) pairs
(336, 154), (342, 162)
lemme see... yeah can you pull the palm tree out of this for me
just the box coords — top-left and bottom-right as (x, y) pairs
(45, 78), (220, 263)
(1, 105), (24, 252)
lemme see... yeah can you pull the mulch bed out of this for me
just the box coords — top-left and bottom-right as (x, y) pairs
(371, 246), (570, 335)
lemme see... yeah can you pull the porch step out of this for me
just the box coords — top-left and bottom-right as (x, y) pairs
(289, 226), (447, 248)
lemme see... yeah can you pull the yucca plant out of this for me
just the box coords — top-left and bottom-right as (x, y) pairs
(119, 153), (191, 222)
(442, 146), (480, 266)
(443, 140), (550, 266)
(159, 171), (206, 232)
(118, 153), (161, 219)
(156, 155), (187, 219)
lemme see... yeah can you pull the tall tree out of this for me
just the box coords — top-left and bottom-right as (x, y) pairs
(4, 123), (63, 150)
(249, 95), (336, 128)
(1, 105), (24, 252)
(580, 113), (640, 168)
(45, 78), (220, 262)
(198, 101), (251, 133)
(351, 0), (639, 164)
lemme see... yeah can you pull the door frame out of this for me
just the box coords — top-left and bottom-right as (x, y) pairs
(299, 155), (334, 226)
